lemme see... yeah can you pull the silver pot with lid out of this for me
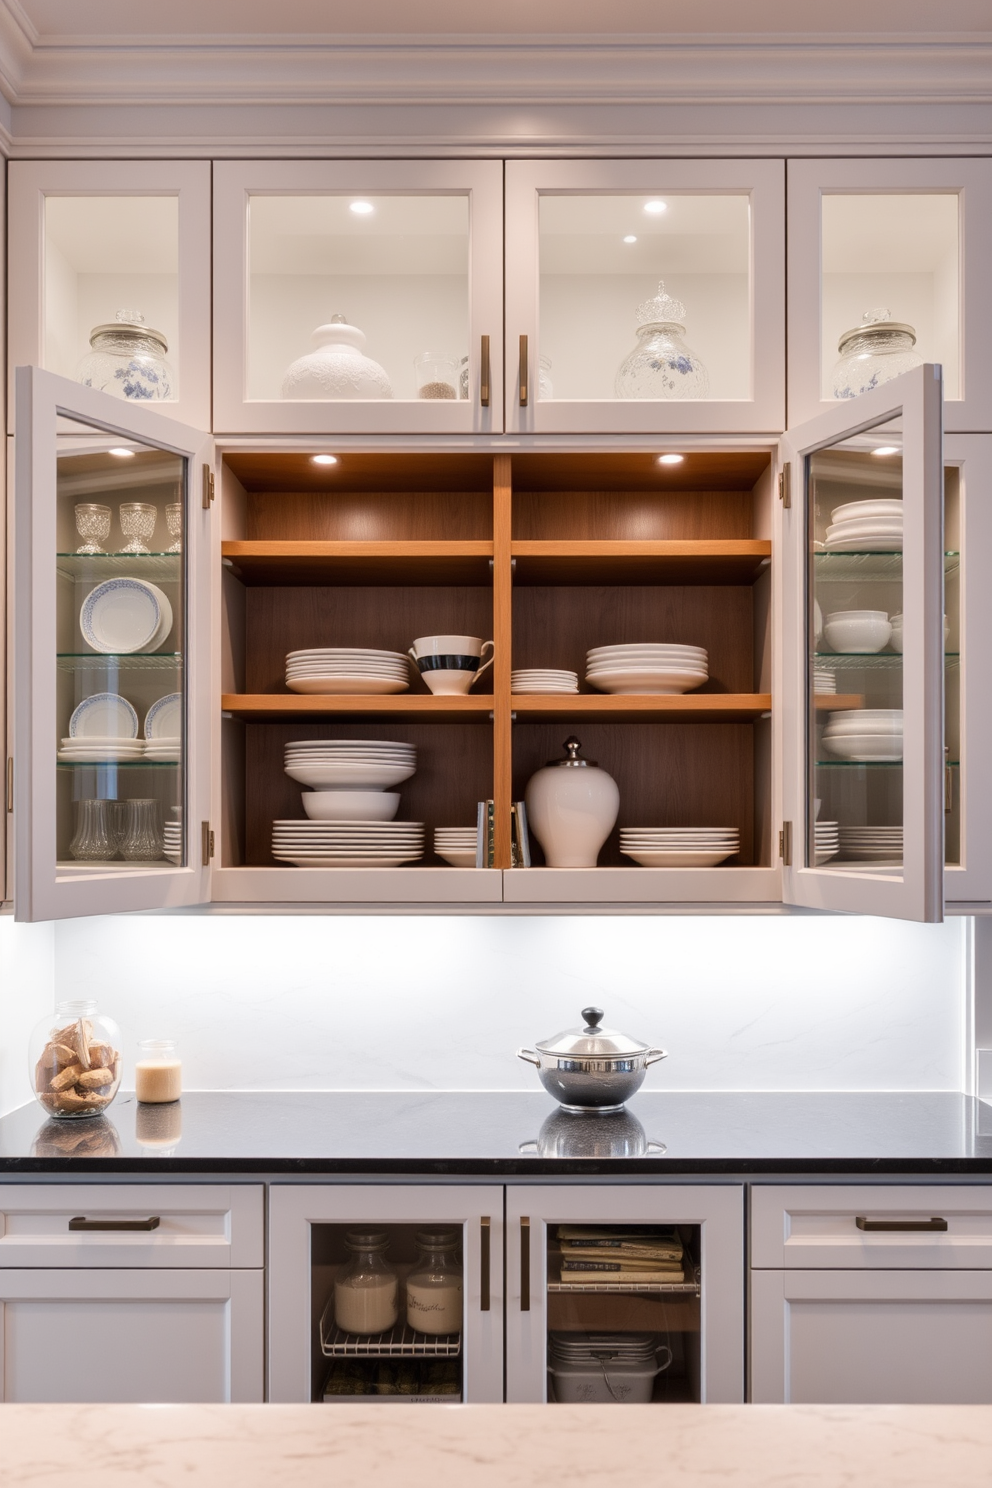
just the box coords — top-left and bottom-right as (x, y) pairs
(517, 1006), (667, 1112)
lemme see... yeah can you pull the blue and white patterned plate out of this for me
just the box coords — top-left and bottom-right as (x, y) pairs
(79, 577), (169, 654)
(144, 692), (181, 740)
(68, 692), (139, 739)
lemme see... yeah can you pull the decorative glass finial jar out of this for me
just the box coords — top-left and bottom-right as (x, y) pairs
(76, 310), (174, 401)
(832, 309), (924, 400)
(615, 281), (710, 400)
(281, 315), (393, 400)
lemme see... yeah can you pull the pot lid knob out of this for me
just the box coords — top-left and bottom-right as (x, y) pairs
(582, 1006), (605, 1032)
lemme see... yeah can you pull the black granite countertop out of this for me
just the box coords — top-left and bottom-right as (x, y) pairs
(0, 1091), (991, 1175)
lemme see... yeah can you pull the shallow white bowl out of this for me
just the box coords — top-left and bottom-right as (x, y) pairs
(435, 848), (478, 867)
(822, 735), (904, 761)
(301, 791), (401, 821)
(586, 667), (708, 695)
(621, 848), (737, 867)
(830, 499), (903, 524)
(284, 761), (417, 789)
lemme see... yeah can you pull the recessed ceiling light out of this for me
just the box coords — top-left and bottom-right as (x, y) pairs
(349, 200), (374, 215)
(644, 200), (667, 215)
(109, 447), (135, 458)
(311, 454), (338, 466)
(623, 235), (637, 244)
(657, 453), (684, 465)
(872, 445), (900, 457)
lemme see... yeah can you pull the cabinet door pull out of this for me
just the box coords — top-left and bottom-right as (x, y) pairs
(480, 1215), (491, 1311)
(480, 335), (491, 408)
(855, 1216), (948, 1232)
(69, 1216), (161, 1232)
(520, 1215), (531, 1311)
(519, 335), (529, 407)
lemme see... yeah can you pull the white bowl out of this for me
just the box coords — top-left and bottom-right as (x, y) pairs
(888, 614), (950, 654)
(824, 709), (904, 734)
(302, 791), (400, 821)
(435, 848), (478, 867)
(621, 848), (737, 867)
(830, 499), (903, 524)
(822, 735), (904, 761)
(822, 612), (892, 654)
(285, 761), (417, 790)
(586, 667), (708, 695)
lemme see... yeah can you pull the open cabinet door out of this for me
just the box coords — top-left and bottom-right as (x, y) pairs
(781, 364), (944, 921)
(14, 367), (213, 920)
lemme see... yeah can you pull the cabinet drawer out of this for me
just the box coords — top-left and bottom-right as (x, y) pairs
(751, 1185), (992, 1269)
(0, 1185), (263, 1269)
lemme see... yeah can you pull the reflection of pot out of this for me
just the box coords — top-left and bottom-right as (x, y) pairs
(517, 1006), (667, 1112)
(32, 1115), (121, 1158)
(520, 1107), (666, 1160)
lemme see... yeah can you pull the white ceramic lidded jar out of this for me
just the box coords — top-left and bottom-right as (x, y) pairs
(525, 736), (620, 868)
(76, 310), (174, 401)
(281, 314), (393, 400)
(831, 308), (924, 400)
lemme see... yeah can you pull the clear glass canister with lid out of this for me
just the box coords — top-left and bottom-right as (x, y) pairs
(406, 1230), (463, 1335)
(76, 310), (175, 401)
(615, 281), (710, 400)
(832, 309), (924, 400)
(29, 999), (123, 1119)
(334, 1231), (400, 1335)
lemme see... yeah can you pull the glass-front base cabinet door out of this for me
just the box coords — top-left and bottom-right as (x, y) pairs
(505, 1184), (744, 1404)
(14, 366), (213, 920)
(267, 1185), (504, 1404)
(781, 364), (946, 921)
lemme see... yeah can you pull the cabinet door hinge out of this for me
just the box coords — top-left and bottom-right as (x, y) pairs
(778, 463), (791, 508)
(202, 464), (215, 509)
(201, 821), (215, 866)
(779, 820), (793, 866)
(5, 756), (12, 813)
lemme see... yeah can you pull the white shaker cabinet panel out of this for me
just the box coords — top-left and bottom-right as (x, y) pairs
(0, 1268), (263, 1403)
(751, 1268), (992, 1404)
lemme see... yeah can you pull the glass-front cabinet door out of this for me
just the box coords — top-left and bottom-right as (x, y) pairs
(213, 161), (504, 435)
(7, 161), (212, 431)
(781, 365), (945, 921)
(787, 159), (992, 433)
(504, 159), (784, 435)
(14, 367), (213, 921)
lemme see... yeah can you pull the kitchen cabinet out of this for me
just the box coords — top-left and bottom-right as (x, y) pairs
(212, 161), (504, 437)
(786, 158), (992, 434)
(750, 1184), (992, 1404)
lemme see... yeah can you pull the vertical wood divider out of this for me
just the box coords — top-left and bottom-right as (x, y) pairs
(492, 454), (514, 869)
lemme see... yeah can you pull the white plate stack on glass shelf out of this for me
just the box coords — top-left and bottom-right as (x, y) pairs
(823, 498), (903, 553)
(143, 692), (181, 763)
(511, 669), (579, 695)
(619, 826), (740, 867)
(58, 692), (142, 763)
(585, 644), (708, 696)
(164, 807), (182, 864)
(838, 825), (904, 863)
(822, 709), (904, 762)
(285, 648), (410, 695)
(271, 820), (425, 868)
(433, 828), (477, 867)
(815, 820), (840, 864)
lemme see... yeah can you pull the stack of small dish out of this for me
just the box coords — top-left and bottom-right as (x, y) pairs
(822, 709), (904, 762)
(283, 739), (417, 791)
(143, 693), (180, 763)
(839, 825), (904, 862)
(434, 827), (477, 867)
(824, 498), (903, 552)
(813, 667), (836, 695)
(80, 577), (172, 654)
(511, 669), (579, 694)
(285, 648), (410, 696)
(619, 826), (739, 867)
(815, 820), (840, 864)
(585, 644), (708, 696)
(58, 692), (142, 763)
(271, 820), (425, 867)
(164, 807), (182, 864)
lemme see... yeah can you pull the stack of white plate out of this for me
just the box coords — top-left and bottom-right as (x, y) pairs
(511, 669), (579, 694)
(813, 668), (836, 695)
(284, 740), (417, 791)
(285, 648), (410, 696)
(271, 820), (425, 867)
(163, 815), (182, 864)
(822, 709), (904, 762)
(815, 820), (840, 864)
(434, 827), (477, 867)
(58, 736), (145, 764)
(839, 825), (904, 862)
(80, 577), (173, 654)
(586, 644), (708, 696)
(619, 826), (739, 867)
(824, 499), (903, 553)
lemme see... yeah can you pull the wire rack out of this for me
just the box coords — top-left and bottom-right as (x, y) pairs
(319, 1298), (462, 1358)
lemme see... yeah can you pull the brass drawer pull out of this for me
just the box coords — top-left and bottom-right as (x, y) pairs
(855, 1216), (948, 1232)
(69, 1216), (161, 1232)
(520, 1215), (530, 1311)
(480, 1216), (491, 1311)
(480, 335), (491, 408)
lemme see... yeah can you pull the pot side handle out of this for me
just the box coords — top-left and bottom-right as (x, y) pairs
(645, 1048), (668, 1066)
(516, 1048), (541, 1067)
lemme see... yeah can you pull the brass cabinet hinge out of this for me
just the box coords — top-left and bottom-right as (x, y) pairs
(778, 464), (791, 508)
(202, 464), (215, 509)
(5, 757), (12, 813)
(201, 821), (215, 866)
(779, 820), (793, 866)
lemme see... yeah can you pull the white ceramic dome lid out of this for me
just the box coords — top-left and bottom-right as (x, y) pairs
(535, 1006), (654, 1060)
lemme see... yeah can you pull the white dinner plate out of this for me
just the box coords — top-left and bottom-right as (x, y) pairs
(620, 849), (738, 867)
(273, 855), (423, 867)
(68, 692), (139, 739)
(823, 535), (903, 552)
(286, 677), (411, 695)
(285, 739), (414, 750)
(80, 577), (173, 654)
(144, 692), (181, 740)
(586, 668), (708, 695)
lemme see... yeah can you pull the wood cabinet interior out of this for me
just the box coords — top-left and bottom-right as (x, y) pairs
(219, 449), (774, 888)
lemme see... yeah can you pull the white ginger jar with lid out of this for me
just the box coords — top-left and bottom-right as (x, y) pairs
(281, 315), (393, 400)
(525, 736), (620, 868)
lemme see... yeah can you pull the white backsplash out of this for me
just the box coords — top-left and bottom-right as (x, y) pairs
(0, 911), (962, 1106)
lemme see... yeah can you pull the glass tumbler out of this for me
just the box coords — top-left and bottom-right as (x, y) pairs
(119, 797), (164, 861)
(74, 503), (111, 555)
(69, 798), (116, 860)
(414, 353), (459, 400)
(165, 502), (182, 553)
(119, 502), (157, 554)
(29, 998), (123, 1119)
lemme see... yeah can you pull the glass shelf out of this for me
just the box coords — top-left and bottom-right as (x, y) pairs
(815, 760), (960, 769)
(816, 652), (959, 671)
(57, 652), (183, 672)
(57, 553), (181, 582)
(812, 551), (959, 582)
(56, 759), (179, 769)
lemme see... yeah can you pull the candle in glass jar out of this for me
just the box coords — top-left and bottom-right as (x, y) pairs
(135, 1039), (181, 1104)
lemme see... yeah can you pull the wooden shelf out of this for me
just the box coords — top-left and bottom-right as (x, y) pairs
(510, 540), (772, 585)
(510, 694), (771, 723)
(222, 540), (494, 586)
(815, 693), (864, 711)
(222, 693), (494, 723)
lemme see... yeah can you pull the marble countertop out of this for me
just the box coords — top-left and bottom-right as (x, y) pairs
(0, 1090), (990, 1174)
(2, 1403), (992, 1487)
